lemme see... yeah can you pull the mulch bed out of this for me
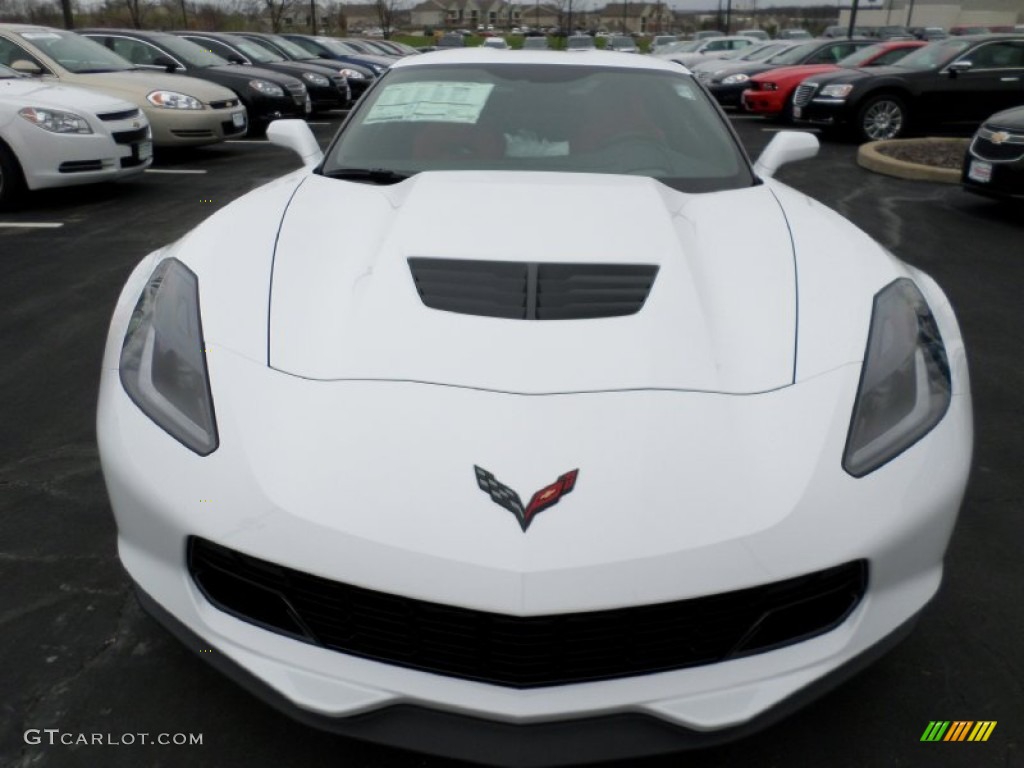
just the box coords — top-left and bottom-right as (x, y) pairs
(874, 140), (968, 171)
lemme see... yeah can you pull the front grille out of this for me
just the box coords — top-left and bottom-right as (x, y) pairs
(188, 536), (867, 688)
(111, 127), (148, 145)
(97, 108), (140, 122)
(970, 128), (1024, 163)
(171, 129), (215, 138)
(793, 83), (817, 107)
(408, 258), (659, 320)
(59, 160), (103, 173)
(285, 82), (307, 106)
(210, 98), (240, 109)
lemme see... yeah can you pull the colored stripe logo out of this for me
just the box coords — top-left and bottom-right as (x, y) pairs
(921, 721), (997, 742)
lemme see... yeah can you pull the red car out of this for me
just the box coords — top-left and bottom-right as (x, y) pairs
(742, 40), (926, 120)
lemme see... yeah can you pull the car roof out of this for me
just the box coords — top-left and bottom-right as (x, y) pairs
(393, 48), (684, 72)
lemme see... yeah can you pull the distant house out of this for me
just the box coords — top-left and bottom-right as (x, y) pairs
(410, 0), (525, 31)
(595, 2), (671, 34)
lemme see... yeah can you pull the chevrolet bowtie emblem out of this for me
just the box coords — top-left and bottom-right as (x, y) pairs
(474, 466), (579, 532)
(990, 131), (1010, 145)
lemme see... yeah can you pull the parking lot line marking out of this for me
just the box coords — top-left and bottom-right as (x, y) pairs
(145, 169), (208, 174)
(0, 222), (64, 229)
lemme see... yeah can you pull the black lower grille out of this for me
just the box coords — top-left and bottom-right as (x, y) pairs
(286, 83), (307, 106)
(409, 258), (659, 320)
(210, 99), (240, 109)
(112, 127), (148, 145)
(188, 536), (867, 688)
(171, 129), (215, 138)
(59, 160), (103, 173)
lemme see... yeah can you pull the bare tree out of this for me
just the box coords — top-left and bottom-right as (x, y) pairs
(124, 0), (153, 28)
(375, 0), (398, 37)
(264, 0), (297, 32)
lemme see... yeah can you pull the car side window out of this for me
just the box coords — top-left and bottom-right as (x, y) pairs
(188, 37), (239, 62)
(109, 36), (171, 68)
(870, 47), (914, 65)
(805, 46), (837, 64)
(0, 36), (47, 72)
(966, 41), (1024, 69)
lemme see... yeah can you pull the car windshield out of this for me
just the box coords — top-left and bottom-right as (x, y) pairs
(230, 37), (284, 63)
(765, 41), (819, 65)
(154, 34), (228, 67)
(321, 62), (753, 193)
(894, 39), (971, 69)
(740, 42), (789, 60)
(661, 40), (702, 54)
(16, 28), (134, 72)
(837, 42), (913, 67)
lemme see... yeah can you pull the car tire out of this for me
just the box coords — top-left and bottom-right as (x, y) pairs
(857, 94), (908, 142)
(0, 141), (26, 211)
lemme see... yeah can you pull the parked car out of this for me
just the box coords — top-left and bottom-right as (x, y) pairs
(0, 63), (150, 208)
(0, 24), (246, 147)
(657, 35), (755, 68)
(98, 47), (972, 767)
(566, 35), (596, 51)
(697, 38), (876, 107)
(909, 26), (948, 41)
(792, 35), (1024, 141)
(949, 26), (990, 36)
(606, 35), (638, 52)
(280, 34), (391, 85)
(436, 33), (466, 48)
(742, 40), (926, 120)
(482, 36), (509, 49)
(737, 29), (770, 41)
(961, 105), (1024, 199)
(233, 31), (377, 101)
(174, 31), (350, 112)
(868, 26), (914, 40)
(78, 29), (309, 135)
(694, 29), (725, 40)
(650, 34), (678, 54)
(521, 36), (550, 50)
(777, 28), (812, 39)
(822, 25), (872, 38)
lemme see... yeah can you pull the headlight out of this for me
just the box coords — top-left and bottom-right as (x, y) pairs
(820, 84), (854, 99)
(339, 68), (365, 80)
(722, 73), (750, 85)
(119, 258), (218, 456)
(249, 79), (285, 97)
(147, 90), (203, 110)
(302, 71), (330, 87)
(18, 107), (92, 134)
(843, 279), (951, 477)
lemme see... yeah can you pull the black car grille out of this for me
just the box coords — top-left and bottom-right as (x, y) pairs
(285, 82), (306, 106)
(111, 127), (148, 146)
(188, 536), (868, 688)
(793, 83), (817, 107)
(408, 258), (659, 320)
(58, 160), (103, 173)
(171, 129), (215, 138)
(210, 98), (241, 110)
(97, 108), (141, 122)
(970, 128), (1024, 163)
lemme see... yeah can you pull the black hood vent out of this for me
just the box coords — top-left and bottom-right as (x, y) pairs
(408, 258), (658, 320)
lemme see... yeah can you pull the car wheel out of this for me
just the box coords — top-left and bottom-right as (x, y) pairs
(0, 142), (26, 211)
(858, 94), (907, 142)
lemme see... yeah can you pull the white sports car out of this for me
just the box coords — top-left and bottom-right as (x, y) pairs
(0, 63), (151, 208)
(97, 50), (972, 765)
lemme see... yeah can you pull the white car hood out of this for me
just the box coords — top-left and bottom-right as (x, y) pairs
(269, 172), (797, 395)
(0, 77), (134, 113)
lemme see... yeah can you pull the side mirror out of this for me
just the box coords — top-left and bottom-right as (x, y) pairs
(10, 59), (42, 75)
(267, 119), (323, 168)
(753, 130), (819, 178)
(226, 54), (247, 65)
(153, 55), (178, 73)
(947, 59), (972, 75)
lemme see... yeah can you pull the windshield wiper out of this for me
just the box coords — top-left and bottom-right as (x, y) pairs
(324, 167), (414, 185)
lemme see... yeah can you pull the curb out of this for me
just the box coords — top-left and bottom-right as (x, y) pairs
(857, 138), (968, 184)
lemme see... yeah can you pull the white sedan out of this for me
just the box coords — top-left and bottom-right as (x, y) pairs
(97, 49), (972, 765)
(0, 63), (150, 208)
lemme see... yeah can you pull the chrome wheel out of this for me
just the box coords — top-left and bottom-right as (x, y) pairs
(861, 97), (905, 141)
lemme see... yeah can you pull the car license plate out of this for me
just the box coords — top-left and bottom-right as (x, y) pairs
(138, 140), (152, 161)
(968, 159), (992, 183)
(232, 112), (245, 128)
(793, 106), (802, 119)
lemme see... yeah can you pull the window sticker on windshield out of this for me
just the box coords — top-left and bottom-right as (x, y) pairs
(20, 32), (62, 41)
(364, 82), (494, 124)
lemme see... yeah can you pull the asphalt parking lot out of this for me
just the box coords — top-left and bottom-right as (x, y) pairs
(1, 112), (1021, 768)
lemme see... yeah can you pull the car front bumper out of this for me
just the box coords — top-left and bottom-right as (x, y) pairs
(792, 97), (852, 127)
(961, 147), (1024, 199)
(742, 88), (787, 116)
(707, 81), (751, 107)
(145, 102), (247, 147)
(97, 304), (972, 763)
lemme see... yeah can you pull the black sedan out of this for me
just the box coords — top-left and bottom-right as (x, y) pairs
(696, 38), (876, 107)
(78, 29), (310, 135)
(174, 31), (351, 112)
(962, 105), (1024, 199)
(235, 32), (379, 101)
(792, 35), (1024, 141)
